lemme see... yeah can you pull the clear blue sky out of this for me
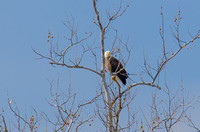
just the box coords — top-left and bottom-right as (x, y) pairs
(0, 0), (200, 131)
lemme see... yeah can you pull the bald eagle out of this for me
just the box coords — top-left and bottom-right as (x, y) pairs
(105, 51), (128, 85)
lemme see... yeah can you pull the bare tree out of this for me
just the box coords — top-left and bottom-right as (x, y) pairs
(2, 1), (200, 132)
(33, 1), (200, 132)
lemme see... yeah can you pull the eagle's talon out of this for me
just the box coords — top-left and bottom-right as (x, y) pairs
(112, 76), (116, 81)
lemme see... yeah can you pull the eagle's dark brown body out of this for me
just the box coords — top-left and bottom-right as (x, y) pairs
(106, 56), (128, 85)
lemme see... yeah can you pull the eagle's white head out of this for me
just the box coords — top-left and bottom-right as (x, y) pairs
(104, 51), (111, 58)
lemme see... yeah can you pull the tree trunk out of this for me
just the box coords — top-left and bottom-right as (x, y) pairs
(100, 29), (113, 131)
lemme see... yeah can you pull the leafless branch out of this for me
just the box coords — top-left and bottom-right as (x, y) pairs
(1, 114), (8, 132)
(33, 49), (101, 76)
(185, 115), (200, 131)
(105, 0), (131, 30)
(112, 82), (161, 105)
(152, 34), (200, 84)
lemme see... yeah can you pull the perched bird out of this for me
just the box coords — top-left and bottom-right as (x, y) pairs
(104, 51), (128, 85)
